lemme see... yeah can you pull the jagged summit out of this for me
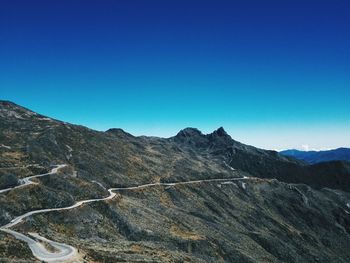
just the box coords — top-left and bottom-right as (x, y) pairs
(212, 127), (228, 137)
(174, 126), (233, 146)
(173, 127), (234, 149)
(208, 127), (233, 144)
(175, 127), (229, 139)
(175, 127), (203, 138)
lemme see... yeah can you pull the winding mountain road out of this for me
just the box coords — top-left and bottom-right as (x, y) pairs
(0, 164), (249, 262)
(1, 228), (77, 262)
(0, 164), (66, 194)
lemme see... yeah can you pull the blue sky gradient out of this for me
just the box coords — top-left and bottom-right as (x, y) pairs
(1, 0), (349, 149)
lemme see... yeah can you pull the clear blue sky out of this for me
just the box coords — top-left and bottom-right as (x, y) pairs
(1, 0), (349, 150)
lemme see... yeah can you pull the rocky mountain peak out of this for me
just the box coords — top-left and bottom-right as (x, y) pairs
(212, 127), (228, 136)
(176, 127), (230, 139)
(209, 127), (231, 140)
(173, 127), (234, 150)
(175, 127), (203, 138)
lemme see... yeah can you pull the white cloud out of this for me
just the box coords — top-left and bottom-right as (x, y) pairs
(301, 144), (310, 151)
(296, 144), (335, 152)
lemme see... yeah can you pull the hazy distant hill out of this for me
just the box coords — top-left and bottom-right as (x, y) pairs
(280, 148), (350, 164)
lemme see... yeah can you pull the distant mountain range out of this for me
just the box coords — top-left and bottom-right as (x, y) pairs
(280, 148), (350, 164)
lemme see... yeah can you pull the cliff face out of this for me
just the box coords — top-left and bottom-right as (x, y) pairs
(1, 101), (350, 263)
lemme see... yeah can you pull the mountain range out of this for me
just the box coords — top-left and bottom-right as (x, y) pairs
(0, 100), (349, 263)
(280, 148), (350, 164)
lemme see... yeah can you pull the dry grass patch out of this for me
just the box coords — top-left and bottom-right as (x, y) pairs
(170, 225), (205, 241)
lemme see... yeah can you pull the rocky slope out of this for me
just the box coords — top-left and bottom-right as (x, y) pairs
(0, 100), (350, 262)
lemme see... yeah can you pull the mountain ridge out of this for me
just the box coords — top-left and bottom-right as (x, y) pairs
(1, 100), (350, 262)
(281, 147), (350, 164)
(1, 100), (349, 191)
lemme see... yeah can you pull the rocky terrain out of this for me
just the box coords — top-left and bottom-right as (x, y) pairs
(0, 100), (349, 262)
